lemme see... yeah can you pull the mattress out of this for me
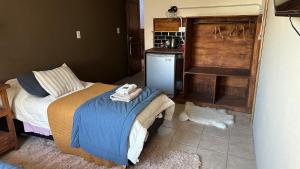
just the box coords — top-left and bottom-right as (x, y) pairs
(5, 79), (175, 164)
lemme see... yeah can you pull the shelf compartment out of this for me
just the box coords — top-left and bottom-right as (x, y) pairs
(215, 76), (249, 111)
(215, 95), (247, 109)
(185, 67), (250, 77)
(216, 76), (249, 96)
(184, 74), (216, 104)
(185, 92), (214, 103)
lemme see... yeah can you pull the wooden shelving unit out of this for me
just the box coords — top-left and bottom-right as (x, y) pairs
(181, 15), (262, 113)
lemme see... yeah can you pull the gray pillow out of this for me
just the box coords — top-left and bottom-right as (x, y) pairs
(17, 72), (49, 97)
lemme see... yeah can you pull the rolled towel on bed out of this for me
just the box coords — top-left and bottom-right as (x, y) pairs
(115, 84), (137, 95)
(110, 88), (142, 102)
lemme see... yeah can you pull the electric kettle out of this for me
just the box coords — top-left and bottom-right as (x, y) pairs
(165, 38), (180, 49)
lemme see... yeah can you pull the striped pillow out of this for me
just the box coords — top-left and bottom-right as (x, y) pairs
(33, 64), (84, 98)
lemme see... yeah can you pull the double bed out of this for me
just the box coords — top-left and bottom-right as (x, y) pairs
(3, 77), (175, 167)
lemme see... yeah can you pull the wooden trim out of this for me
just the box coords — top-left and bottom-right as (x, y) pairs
(251, 0), (270, 123)
(185, 15), (260, 19)
(153, 18), (187, 32)
(247, 15), (263, 114)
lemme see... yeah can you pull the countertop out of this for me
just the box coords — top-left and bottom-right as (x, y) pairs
(145, 48), (184, 54)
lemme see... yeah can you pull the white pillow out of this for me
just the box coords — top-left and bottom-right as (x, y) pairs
(33, 63), (84, 98)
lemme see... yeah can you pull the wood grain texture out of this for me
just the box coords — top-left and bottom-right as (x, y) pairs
(184, 74), (216, 103)
(185, 67), (250, 77)
(218, 76), (249, 88)
(0, 84), (18, 154)
(247, 15), (262, 113)
(154, 18), (186, 32)
(189, 18), (255, 69)
(181, 15), (261, 113)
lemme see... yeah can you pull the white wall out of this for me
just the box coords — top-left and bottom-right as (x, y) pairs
(144, 0), (262, 49)
(253, 0), (300, 169)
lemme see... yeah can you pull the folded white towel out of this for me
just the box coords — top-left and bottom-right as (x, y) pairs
(115, 84), (137, 95)
(110, 88), (142, 102)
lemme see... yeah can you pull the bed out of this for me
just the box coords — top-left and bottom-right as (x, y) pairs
(4, 78), (175, 167)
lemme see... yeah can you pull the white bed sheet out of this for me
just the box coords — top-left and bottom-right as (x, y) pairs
(5, 79), (152, 164)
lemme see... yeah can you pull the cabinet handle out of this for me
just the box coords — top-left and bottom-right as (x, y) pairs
(129, 36), (133, 56)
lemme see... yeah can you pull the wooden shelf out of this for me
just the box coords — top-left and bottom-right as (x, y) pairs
(185, 67), (250, 77)
(215, 95), (247, 109)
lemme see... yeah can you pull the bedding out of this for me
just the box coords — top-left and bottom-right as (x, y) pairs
(5, 79), (175, 166)
(71, 87), (162, 165)
(33, 63), (84, 98)
(23, 122), (52, 136)
(48, 83), (174, 167)
(17, 72), (49, 97)
(0, 161), (20, 169)
(8, 79), (92, 130)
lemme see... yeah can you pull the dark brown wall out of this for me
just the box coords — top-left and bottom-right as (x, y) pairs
(0, 0), (128, 83)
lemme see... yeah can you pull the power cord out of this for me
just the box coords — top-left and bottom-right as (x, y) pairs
(289, 16), (300, 37)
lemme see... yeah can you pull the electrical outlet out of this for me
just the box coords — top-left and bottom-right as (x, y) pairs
(117, 27), (121, 34)
(76, 31), (81, 39)
(179, 27), (186, 33)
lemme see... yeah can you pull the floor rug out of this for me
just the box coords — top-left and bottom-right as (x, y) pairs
(180, 102), (234, 129)
(1, 137), (201, 169)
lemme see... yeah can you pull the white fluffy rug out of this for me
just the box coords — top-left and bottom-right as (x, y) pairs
(179, 102), (234, 129)
(1, 137), (201, 169)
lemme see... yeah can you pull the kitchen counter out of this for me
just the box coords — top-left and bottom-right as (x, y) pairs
(145, 48), (184, 54)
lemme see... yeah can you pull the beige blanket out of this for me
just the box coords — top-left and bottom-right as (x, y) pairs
(47, 83), (174, 167)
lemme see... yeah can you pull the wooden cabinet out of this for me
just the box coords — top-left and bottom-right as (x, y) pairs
(152, 15), (262, 113)
(0, 84), (18, 154)
(182, 15), (262, 113)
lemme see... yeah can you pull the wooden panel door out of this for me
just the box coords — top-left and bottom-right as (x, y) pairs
(126, 0), (142, 75)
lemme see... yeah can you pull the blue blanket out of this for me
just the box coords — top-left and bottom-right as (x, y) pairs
(71, 87), (161, 165)
(0, 161), (20, 169)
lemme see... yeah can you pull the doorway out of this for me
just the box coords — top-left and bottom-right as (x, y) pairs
(126, 0), (144, 76)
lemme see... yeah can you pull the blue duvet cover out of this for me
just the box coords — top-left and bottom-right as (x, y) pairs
(0, 161), (20, 169)
(71, 87), (161, 165)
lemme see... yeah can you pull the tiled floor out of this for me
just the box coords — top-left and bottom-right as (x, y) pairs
(148, 104), (256, 169)
(118, 72), (256, 169)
